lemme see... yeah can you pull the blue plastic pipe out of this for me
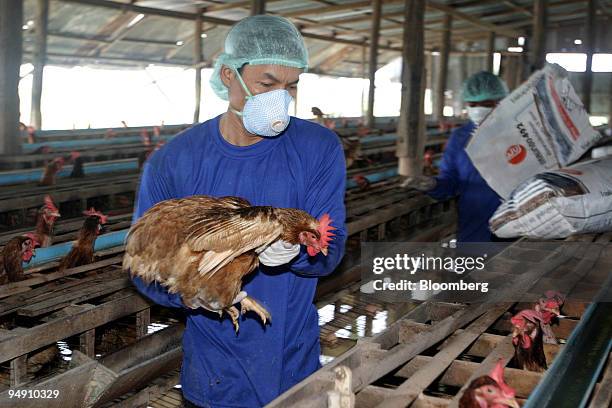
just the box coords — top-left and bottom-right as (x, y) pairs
(24, 230), (128, 268)
(35, 124), (185, 139)
(22, 134), (175, 152)
(0, 160), (138, 185)
(346, 168), (398, 189)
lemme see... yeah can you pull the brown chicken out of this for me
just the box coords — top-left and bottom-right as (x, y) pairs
(59, 208), (108, 271)
(0, 233), (39, 284)
(31, 195), (61, 248)
(534, 290), (565, 344)
(510, 309), (547, 372)
(123, 195), (335, 332)
(459, 359), (519, 408)
(67, 151), (85, 178)
(39, 156), (66, 186)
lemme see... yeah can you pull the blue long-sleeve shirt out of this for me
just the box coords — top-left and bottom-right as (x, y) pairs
(428, 121), (502, 242)
(129, 114), (347, 408)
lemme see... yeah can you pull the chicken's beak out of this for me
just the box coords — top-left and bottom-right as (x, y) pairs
(321, 247), (328, 256)
(494, 397), (520, 408)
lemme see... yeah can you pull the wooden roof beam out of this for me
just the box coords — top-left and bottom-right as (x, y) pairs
(425, 0), (523, 37)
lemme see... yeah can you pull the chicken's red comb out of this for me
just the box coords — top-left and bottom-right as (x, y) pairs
(318, 213), (336, 247)
(44, 195), (59, 212)
(489, 359), (515, 398)
(83, 207), (108, 224)
(22, 233), (40, 247)
(511, 309), (542, 328)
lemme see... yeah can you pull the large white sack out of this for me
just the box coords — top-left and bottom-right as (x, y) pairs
(490, 158), (612, 239)
(466, 63), (603, 199)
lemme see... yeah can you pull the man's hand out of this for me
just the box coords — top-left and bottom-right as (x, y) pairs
(258, 240), (301, 267)
(400, 175), (437, 192)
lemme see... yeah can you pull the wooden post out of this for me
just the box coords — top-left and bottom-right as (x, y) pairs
(79, 329), (95, 357)
(530, 0), (547, 72)
(361, 43), (367, 119)
(583, 0), (596, 113)
(0, 0), (23, 156)
(136, 309), (151, 339)
(396, 0), (426, 177)
(435, 14), (451, 121)
(366, 0), (382, 127)
(193, 9), (203, 123)
(31, 0), (49, 130)
(251, 0), (266, 15)
(10, 355), (27, 387)
(486, 32), (495, 72)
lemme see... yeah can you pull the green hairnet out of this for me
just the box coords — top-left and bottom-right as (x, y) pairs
(210, 15), (309, 100)
(462, 71), (508, 102)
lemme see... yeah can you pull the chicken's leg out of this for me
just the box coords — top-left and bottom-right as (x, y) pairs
(240, 297), (271, 326)
(226, 306), (240, 333)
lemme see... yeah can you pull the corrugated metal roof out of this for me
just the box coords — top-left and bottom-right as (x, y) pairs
(20, 0), (608, 77)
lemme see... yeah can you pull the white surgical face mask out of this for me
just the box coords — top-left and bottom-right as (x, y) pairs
(467, 106), (492, 126)
(231, 70), (292, 137)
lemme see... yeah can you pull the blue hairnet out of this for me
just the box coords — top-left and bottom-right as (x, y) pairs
(462, 71), (508, 102)
(210, 15), (309, 100)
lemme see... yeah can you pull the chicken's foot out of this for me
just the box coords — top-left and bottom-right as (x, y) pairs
(226, 306), (240, 334)
(240, 297), (271, 326)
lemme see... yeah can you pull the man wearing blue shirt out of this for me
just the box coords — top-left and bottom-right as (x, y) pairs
(129, 15), (346, 408)
(402, 71), (509, 242)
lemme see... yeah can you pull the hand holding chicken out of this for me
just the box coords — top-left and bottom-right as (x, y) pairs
(123, 195), (335, 332)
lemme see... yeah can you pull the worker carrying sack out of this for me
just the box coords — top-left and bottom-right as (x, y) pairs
(466, 63), (604, 199)
(490, 158), (612, 239)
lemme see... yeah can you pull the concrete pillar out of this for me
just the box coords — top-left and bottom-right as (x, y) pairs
(0, 0), (23, 156)
(530, 0), (547, 72)
(193, 9), (203, 123)
(251, 0), (265, 15)
(435, 14), (451, 121)
(486, 32), (495, 72)
(31, 0), (49, 130)
(366, 0), (382, 127)
(396, 0), (426, 177)
(583, 0), (596, 112)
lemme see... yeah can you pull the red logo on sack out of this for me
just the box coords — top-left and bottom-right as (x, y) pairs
(506, 144), (527, 164)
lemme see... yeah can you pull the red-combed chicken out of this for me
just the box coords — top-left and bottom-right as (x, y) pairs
(534, 290), (565, 344)
(352, 175), (371, 191)
(141, 129), (152, 146)
(459, 359), (519, 408)
(67, 151), (84, 178)
(0, 233), (39, 284)
(31, 195), (61, 247)
(59, 208), (108, 271)
(38, 156), (65, 186)
(510, 309), (547, 372)
(123, 195), (335, 332)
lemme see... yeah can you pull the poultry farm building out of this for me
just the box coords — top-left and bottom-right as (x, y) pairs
(0, 1), (611, 408)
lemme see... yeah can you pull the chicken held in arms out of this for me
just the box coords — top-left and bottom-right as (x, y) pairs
(534, 290), (565, 344)
(59, 208), (108, 271)
(510, 309), (547, 372)
(0, 233), (39, 284)
(459, 359), (519, 408)
(123, 195), (335, 332)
